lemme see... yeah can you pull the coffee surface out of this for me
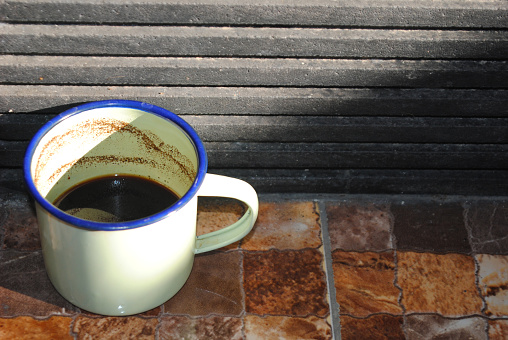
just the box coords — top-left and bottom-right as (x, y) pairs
(54, 175), (179, 222)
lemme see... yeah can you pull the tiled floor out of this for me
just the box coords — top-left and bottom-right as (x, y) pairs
(1, 185), (507, 339)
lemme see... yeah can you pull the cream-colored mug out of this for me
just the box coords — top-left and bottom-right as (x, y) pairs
(23, 100), (258, 316)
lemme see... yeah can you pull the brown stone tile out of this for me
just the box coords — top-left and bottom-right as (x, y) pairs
(72, 316), (158, 339)
(332, 251), (402, 317)
(243, 249), (328, 317)
(241, 202), (321, 251)
(392, 200), (471, 254)
(465, 201), (508, 255)
(397, 251), (483, 316)
(489, 319), (508, 340)
(477, 254), (508, 316)
(340, 314), (404, 340)
(405, 314), (487, 340)
(81, 305), (162, 318)
(197, 197), (246, 250)
(164, 251), (243, 316)
(244, 315), (331, 340)
(139, 306), (162, 318)
(0, 316), (73, 339)
(0, 189), (39, 251)
(0, 250), (79, 316)
(159, 315), (242, 340)
(326, 202), (392, 252)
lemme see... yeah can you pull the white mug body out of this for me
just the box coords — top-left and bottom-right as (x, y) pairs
(36, 198), (197, 315)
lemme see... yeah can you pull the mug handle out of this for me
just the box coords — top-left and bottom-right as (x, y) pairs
(194, 173), (259, 254)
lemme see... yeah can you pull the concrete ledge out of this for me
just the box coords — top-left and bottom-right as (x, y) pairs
(1, 86), (507, 117)
(185, 116), (508, 143)
(3, 140), (507, 170)
(1, 0), (506, 195)
(1, 0), (507, 28)
(2, 113), (508, 143)
(205, 143), (508, 170)
(2, 25), (507, 59)
(2, 56), (506, 88)
(213, 168), (508, 195)
(3, 168), (507, 195)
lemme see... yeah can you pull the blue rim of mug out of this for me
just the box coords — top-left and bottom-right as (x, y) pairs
(23, 100), (208, 231)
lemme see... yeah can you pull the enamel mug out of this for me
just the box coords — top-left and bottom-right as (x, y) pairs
(23, 100), (258, 316)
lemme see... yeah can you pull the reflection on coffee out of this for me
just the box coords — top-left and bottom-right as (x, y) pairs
(54, 175), (179, 222)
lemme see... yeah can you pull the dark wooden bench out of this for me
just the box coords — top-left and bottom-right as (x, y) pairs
(1, 0), (507, 195)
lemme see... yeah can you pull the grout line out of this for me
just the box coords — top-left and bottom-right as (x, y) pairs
(69, 314), (79, 340)
(389, 202), (409, 337)
(464, 207), (495, 340)
(154, 305), (163, 340)
(316, 200), (342, 340)
(462, 201), (489, 317)
(393, 249), (408, 337)
(463, 200), (491, 339)
(239, 250), (247, 339)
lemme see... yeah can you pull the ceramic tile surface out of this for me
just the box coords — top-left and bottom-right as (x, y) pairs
(340, 314), (405, 340)
(404, 315), (488, 340)
(0, 190), (39, 251)
(332, 251), (402, 316)
(489, 319), (508, 339)
(392, 201), (471, 253)
(243, 248), (328, 317)
(477, 254), (508, 316)
(159, 316), (243, 340)
(72, 316), (158, 339)
(163, 251), (244, 316)
(0, 316), (74, 339)
(241, 201), (321, 251)
(1, 190), (508, 339)
(0, 250), (79, 316)
(465, 201), (508, 255)
(327, 202), (392, 252)
(397, 251), (483, 316)
(244, 315), (331, 340)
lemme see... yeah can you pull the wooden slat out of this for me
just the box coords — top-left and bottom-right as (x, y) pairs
(2, 56), (506, 88)
(2, 25), (506, 59)
(3, 140), (507, 169)
(1, 0), (506, 29)
(2, 86), (507, 117)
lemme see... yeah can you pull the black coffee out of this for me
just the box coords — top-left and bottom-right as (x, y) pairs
(54, 175), (179, 222)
